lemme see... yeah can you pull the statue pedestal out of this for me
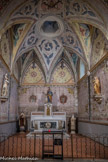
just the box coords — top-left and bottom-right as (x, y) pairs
(93, 94), (103, 104)
(44, 103), (52, 116)
(0, 96), (8, 102)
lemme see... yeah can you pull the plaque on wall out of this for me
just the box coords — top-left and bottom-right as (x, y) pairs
(60, 94), (67, 104)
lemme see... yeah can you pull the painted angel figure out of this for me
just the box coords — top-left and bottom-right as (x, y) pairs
(1, 73), (9, 97)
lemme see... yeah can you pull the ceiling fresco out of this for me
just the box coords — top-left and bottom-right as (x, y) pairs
(68, 22), (94, 66)
(0, 0), (12, 16)
(60, 26), (84, 58)
(0, 30), (10, 67)
(66, 0), (102, 21)
(91, 28), (106, 67)
(102, 0), (108, 8)
(37, 38), (62, 70)
(17, 24), (38, 56)
(11, 22), (32, 65)
(0, 0), (107, 84)
(40, 0), (64, 13)
(21, 52), (28, 65)
(51, 63), (74, 85)
(71, 53), (79, 67)
(10, 0), (39, 19)
(12, 24), (26, 47)
(22, 62), (45, 85)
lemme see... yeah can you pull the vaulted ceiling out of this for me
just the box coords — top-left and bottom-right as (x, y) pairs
(0, 0), (108, 85)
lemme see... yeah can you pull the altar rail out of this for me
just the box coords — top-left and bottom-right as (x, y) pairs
(0, 133), (108, 160)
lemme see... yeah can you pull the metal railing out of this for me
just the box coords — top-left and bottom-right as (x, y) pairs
(0, 133), (108, 160)
(70, 134), (108, 160)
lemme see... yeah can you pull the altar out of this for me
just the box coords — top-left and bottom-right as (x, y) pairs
(30, 103), (66, 132)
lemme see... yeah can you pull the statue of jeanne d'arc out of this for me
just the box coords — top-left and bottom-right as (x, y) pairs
(1, 73), (9, 97)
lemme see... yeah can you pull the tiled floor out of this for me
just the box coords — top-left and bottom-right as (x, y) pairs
(0, 133), (108, 160)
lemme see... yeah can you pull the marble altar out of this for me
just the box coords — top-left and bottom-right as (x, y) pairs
(30, 103), (66, 132)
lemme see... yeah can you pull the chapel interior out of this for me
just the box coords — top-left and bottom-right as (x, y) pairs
(0, 0), (108, 155)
